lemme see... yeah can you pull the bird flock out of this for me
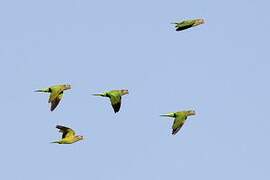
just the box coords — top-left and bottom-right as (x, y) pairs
(35, 18), (205, 144)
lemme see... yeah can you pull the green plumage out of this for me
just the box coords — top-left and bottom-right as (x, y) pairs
(35, 84), (71, 111)
(93, 89), (129, 113)
(160, 110), (196, 135)
(51, 125), (83, 144)
(172, 18), (205, 31)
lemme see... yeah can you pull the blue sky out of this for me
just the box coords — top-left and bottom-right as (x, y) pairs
(0, 0), (269, 179)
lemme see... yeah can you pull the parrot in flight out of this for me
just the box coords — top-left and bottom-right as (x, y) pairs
(35, 84), (71, 111)
(160, 110), (196, 135)
(171, 18), (205, 31)
(51, 125), (83, 144)
(93, 89), (129, 113)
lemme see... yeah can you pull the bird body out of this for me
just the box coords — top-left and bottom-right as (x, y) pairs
(51, 136), (83, 144)
(35, 84), (71, 111)
(93, 89), (129, 113)
(160, 110), (196, 135)
(172, 18), (205, 31)
(52, 125), (83, 144)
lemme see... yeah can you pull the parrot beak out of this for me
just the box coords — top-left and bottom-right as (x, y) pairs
(201, 19), (205, 24)
(65, 84), (72, 90)
(122, 89), (129, 95)
(189, 110), (196, 116)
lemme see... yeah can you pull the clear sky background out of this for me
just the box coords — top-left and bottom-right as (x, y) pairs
(0, 0), (269, 179)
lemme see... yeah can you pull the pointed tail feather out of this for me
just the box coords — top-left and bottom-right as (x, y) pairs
(160, 114), (173, 117)
(92, 93), (106, 97)
(160, 112), (175, 117)
(51, 141), (59, 144)
(172, 128), (180, 135)
(35, 89), (50, 93)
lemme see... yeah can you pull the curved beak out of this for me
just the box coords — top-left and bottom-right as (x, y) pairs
(190, 110), (196, 116)
(201, 19), (205, 24)
(65, 84), (72, 90)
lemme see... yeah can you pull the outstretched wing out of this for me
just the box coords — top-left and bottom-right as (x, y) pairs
(175, 20), (195, 31)
(110, 95), (121, 113)
(48, 85), (65, 103)
(56, 125), (75, 139)
(50, 92), (63, 111)
(172, 116), (186, 135)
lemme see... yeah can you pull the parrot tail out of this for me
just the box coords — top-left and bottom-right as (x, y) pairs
(92, 93), (106, 97)
(34, 89), (50, 93)
(50, 141), (60, 144)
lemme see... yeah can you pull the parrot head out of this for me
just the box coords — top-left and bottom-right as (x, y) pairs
(64, 84), (72, 90)
(121, 89), (129, 95)
(76, 135), (84, 141)
(194, 19), (205, 26)
(186, 110), (196, 116)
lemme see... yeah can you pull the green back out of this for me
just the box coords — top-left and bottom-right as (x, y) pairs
(172, 112), (188, 134)
(48, 85), (65, 103)
(175, 19), (196, 31)
(50, 93), (63, 111)
(107, 90), (122, 113)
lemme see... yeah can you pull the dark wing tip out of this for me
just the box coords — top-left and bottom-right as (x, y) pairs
(176, 27), (184, 31)
(50, 98), (61, 111)
(56, 125), (64, 129)
(172, 128), (180, 135)
(175, 25), (193, 31)
(112, 102), (121, 113)
(56, 125), (69, 130)
(55, 125), (70, 139)
(50, 104), (57, 111)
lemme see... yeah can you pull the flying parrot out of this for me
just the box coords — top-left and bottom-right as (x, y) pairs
(51, 125), (83, 144)
(93, 89), (129, 113)
(35, 84), (71, 111)
(171, 18), (205, 31)
(160, 110), (196, 135)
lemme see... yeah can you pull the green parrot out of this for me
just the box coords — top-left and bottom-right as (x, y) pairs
(160, 110), (196, 135)
(171, 18), (205, 31)
(93, 89), (129, 113)
(51, 125), (83, 144)
(35, 84), (71, 111)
